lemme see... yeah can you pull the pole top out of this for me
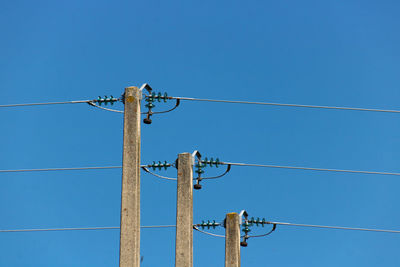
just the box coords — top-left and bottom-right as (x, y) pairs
(227, 213), (239, 219)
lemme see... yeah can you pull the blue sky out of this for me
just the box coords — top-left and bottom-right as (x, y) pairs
(1, 0), (400, 266)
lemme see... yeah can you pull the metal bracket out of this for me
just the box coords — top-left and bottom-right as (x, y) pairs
(239, 210), (249, 247)
(192, 150), (203, 190)
(142, 84), (154, 124)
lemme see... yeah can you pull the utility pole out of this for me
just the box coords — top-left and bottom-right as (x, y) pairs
(175, 152), (194, 267)
(225, 212), (240, 267)
(119, 86), (141, 267)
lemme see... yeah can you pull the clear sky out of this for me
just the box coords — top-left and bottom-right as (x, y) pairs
(1, 0), (400, 266)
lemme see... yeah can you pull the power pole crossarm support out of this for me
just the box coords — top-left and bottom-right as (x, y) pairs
(175, 153), (194, 267)
(120, 86), (141, 267)
(225, 212), (240, 267)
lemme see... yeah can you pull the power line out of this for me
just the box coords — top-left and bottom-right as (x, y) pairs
(0, 225), (176, 233)
(0, 227), (119, 233)
(87, 102), (124, 113)
(0, 100), (92, 108)
(141, 167), (177, 181)
(194, 219), (400, 239)
(0, 164), (170, 173)
(221, 162), (400, 177)
(172, 96), (400, 114)
(0, 166), (122, 173)
(3, 95), (400, 115)
(248, 225), (276, 238)
(193, 226), (225, 238)
(2, 162), (400, 178)
(268, 221), (400, 234)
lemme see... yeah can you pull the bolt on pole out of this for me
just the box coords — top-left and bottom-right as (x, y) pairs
(225, 212), (241, 267)
(175, 153), (194, 267)
(119, 86), (141, 267)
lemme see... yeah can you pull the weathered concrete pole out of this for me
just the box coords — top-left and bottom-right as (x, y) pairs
(225, 212), (240, 267)
(175, 152), (194, 267)
(119, 86), (141, 267)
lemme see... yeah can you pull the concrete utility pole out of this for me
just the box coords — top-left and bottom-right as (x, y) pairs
(175, 152), (194, 267)
(225, 212), (241, 267)
(120, 86), (141, 267)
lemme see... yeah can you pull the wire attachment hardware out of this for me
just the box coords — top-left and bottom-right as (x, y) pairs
(148, 161), (171, 170)
(196, 220), (220, 229)
(95, 95), (119, 105)
(194, 160), (206, 190)
(87, 95), (124, 113)
(192, 152), (231, 190)
(141, 83), (179, 124)
(241, 212), (250, 247)
(192, 150), (203, 190)
(143, 92), (156, 124)
(239, 211), (276, 247)
(141, 161), (176, 181)
(201, 157), (221, 168)
(248, 217), (267, 226)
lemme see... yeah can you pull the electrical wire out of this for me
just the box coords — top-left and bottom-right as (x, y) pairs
(0, 165), (172, 173)
(142, 165), (230, 181)
(221, 162), (400, 177)
(144, 99), (181, 114)
(3, 222), (398, 235)
(87, 102), (123, 113)
(3, 96), (399, 115)
(248, 224), (276, 238)
(193, 226), (225, 238)
(201, 164), (231, 180)
(141, 167), (177, 181)
(0, 166), (122, 173)
(192, 219), (400, 240)
(172, 96), (400, 114)
(0, 227), (119, 232)
(267, 221), (400, 234)
(2, 162), (400, 178)
(0, 225), (176, 233)
(0, 100), (92, 108)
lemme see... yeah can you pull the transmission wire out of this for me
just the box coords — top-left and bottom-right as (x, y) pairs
(0, 166), (122, 173)
(2, 162), (400, 178)
(172, 96), (400, 114)
(2, 96), (400, 115)
(268, 221), (400, 234)
(0, 225), (176, 233)
(221, 162), (400, 177)
(193, 226), (225, 238)
(0, 100), (92, 108)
